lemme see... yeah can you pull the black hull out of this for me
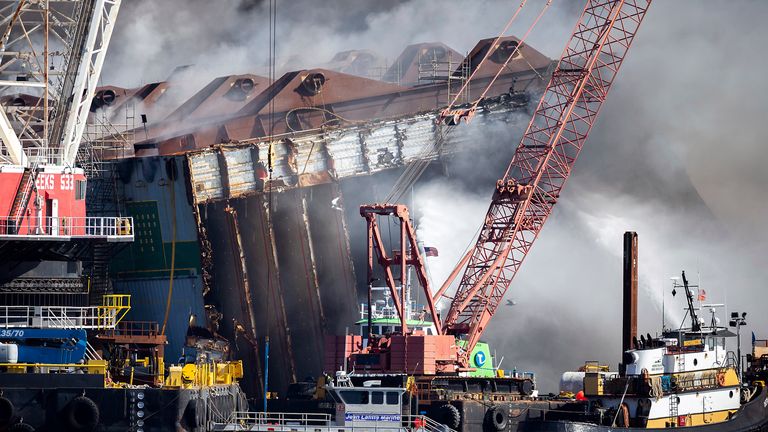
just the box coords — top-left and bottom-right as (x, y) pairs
(518, 387), (768, 432)
(0, 374), (245, 432)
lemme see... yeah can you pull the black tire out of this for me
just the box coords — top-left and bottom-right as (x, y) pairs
(487, 405), (508, 431)
(518, 379), (534, 396)
(184, 399), (204, 428)
(0, 397), (14, 426)
(65, 396), (99, 432)
(8, 423), (35, 432)
(436, 404), (461, 430)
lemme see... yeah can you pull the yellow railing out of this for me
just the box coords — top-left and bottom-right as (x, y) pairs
(97, 295), (131, 329)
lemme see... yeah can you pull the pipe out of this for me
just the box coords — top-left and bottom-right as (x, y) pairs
(622, 231), (638, 354)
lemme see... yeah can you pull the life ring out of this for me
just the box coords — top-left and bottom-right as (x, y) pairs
(0, 396), (14, 426)
(717, 372), (726, 387)
(64, 396), (100, 432)
(486, 405), (509, 431)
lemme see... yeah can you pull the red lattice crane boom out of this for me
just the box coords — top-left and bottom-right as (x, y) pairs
(442, 0), (653, 359)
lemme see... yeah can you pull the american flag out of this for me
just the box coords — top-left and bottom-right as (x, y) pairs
(424, 246), (439, 257)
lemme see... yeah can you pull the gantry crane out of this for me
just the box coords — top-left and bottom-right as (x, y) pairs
(0, 0), (127, 242)
(343, 0), (653, 374)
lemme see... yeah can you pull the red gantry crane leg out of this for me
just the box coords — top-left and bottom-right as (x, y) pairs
(442, 0), (653, 365)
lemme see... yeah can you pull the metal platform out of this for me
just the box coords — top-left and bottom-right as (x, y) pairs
(0, 294), (130, 329)
(0, 216), (134, 241)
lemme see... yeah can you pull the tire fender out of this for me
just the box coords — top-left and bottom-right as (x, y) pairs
(437, 404), (461, 430)
(0, 396), (14, 426)
(487, 405), (508, 431)
(64, 396), (99, 432)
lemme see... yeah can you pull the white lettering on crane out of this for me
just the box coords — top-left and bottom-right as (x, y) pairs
(35, 173), (55, 190)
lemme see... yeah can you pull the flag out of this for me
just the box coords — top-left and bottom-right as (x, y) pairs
(697, 289), (706, 301)
(424, 246), (439, 257)
(753, 331), (757, 346)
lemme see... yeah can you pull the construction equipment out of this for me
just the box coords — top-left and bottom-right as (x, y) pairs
(0, 0), (130, 244)
(331, 0), (653, 374)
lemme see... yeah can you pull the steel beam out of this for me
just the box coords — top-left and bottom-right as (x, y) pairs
(0, 107), (26, 165)
(60, 0), (121, 166)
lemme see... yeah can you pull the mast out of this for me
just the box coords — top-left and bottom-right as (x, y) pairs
(681, 271), (701, 333)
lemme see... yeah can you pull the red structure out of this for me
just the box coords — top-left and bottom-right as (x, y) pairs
(0, 167), (87, 236)
(442, 0), (653, 360)
(360, 204), (442, 335)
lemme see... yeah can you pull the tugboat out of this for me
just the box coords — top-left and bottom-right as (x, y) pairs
(522, 235), (768, 431)
(211, 371), (450, 432)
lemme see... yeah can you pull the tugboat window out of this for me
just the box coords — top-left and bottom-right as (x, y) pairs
(372, 391), (384, 405)
(340, 391), (369, 404)
(386, 392), (400, 405)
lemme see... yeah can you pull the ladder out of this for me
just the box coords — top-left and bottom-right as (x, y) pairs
(8, 162), (39, 234)
(669, 394), (679, 427)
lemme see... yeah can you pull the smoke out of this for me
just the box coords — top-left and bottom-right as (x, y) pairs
(413, 1), (768, 393)
(103, 0), (578, 87)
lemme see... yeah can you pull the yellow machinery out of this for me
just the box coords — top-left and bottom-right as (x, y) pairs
(165, 361), (244, 389)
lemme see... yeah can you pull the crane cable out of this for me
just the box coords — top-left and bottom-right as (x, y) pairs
(262, 0), (277, 408)
(472, 0), (552, 106)
(160, 168), (177, 336)
(444, 0), (529, 112)
(385, 1), (553, 204)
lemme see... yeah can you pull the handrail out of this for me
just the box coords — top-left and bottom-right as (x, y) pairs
(229, 411), (332, 425)
(0, 295), (130, 329)
(215, 411), (455, 432)
(0, 216), (134, 238)
(99, 320), (160, 338)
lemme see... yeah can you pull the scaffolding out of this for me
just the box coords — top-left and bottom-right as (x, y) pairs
(79, 99), (136, 177)
(417, 51), (470, 107)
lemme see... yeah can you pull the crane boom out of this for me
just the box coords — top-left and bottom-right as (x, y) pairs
(443, 0), (653, 356)
(0, 0), (121, 167)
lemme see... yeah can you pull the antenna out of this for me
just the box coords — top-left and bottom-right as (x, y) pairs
(681, 271), (701, 333)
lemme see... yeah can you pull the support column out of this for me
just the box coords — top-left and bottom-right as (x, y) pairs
(622, 231), (638, 354)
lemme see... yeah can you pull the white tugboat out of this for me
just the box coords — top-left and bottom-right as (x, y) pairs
(529, 270), (768, 430)
(211, 371), (453, 432)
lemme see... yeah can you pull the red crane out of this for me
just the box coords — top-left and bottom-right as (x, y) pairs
(441, 0), (653, 364)
(334, 0), (653, 374)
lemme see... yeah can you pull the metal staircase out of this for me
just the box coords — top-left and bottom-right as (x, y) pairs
(8, 163), (39, 234)
(88, 242), (114, 302)
(85, 341), (103, 361)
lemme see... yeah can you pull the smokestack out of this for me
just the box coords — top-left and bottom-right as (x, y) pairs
(622, 231), (638, 354)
